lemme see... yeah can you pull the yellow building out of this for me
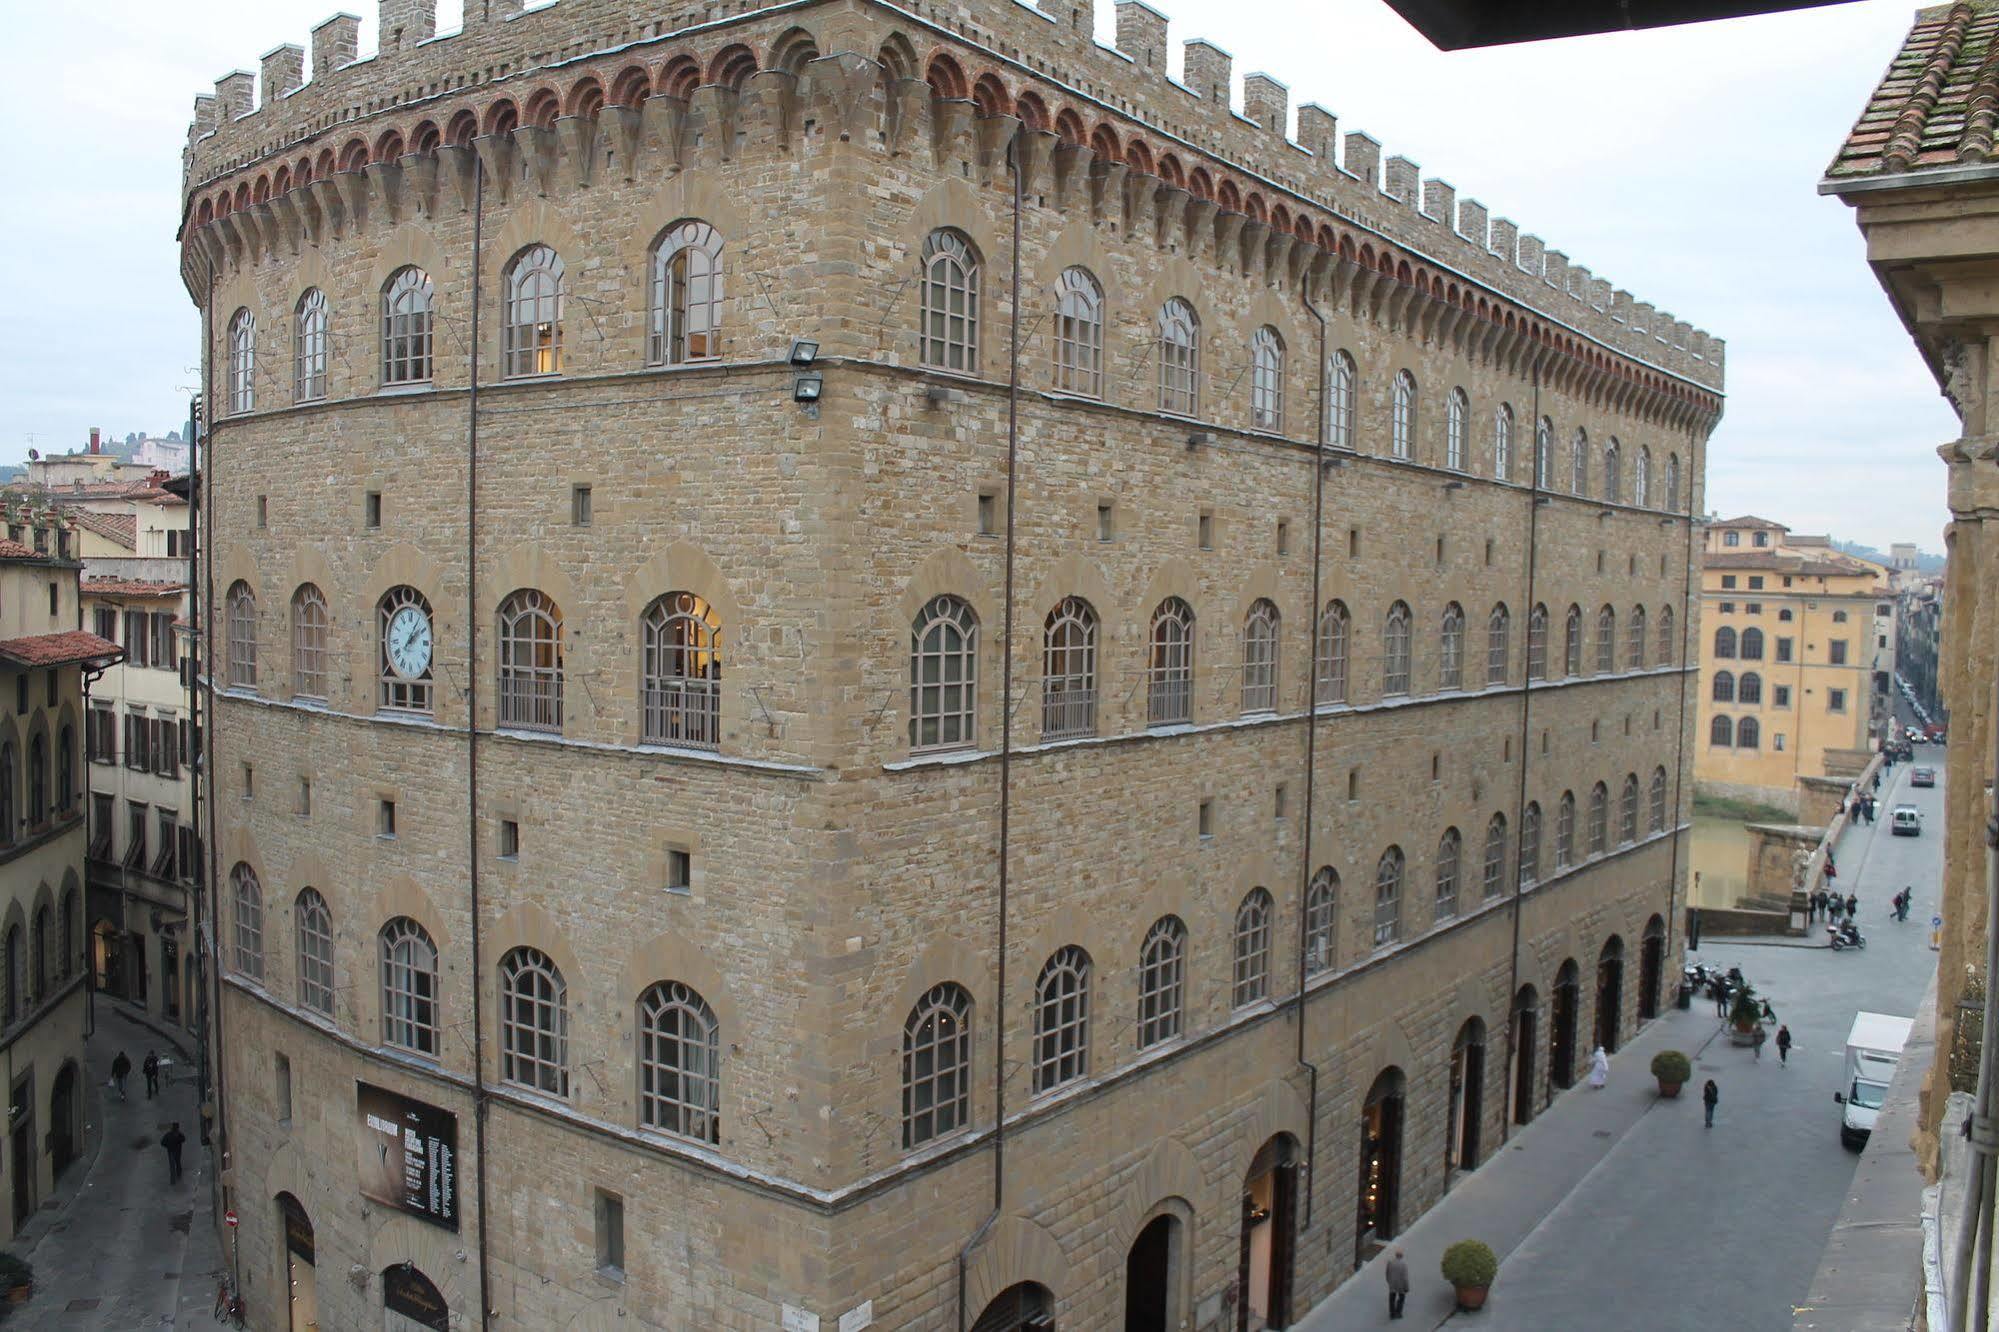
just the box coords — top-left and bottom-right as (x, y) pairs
(1694, 516), (1889, 812)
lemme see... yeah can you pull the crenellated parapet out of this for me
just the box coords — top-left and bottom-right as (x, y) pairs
(178, 0), (1721, 424)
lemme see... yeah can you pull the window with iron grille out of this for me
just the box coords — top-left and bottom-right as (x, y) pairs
(1382, 601), (1412, 696)
(1251, 327), (1285, 432)
(1136, 916), (1186, 1048)
(1493, 403), (1513, 478)
(1596, 606), (1616, 673)
(649, 220), (723, 365)
(1373, 848), (1404, 946)
(1439, 603), (1465, 690)
(295, 888), (334, 1016)
(642, 592), (722, 749)
(1315, 600), (1350, 705)
(1483, 815), (1508, 899)
(1527, 604), (1548, 680)
(1242, 600), (1280, 713)
(1304, 869), (1337, 974)
(226, 581), (257, 690)
(499, 946), (568, 1096)
(1391, 370), (1417, 459)
(1148, 598), (1195, 726)
(1564, 605), (1583, 676)
(1650, 768), (1669, 832)
(637, 981), (720, 1143)
(1053, 267), (1103, 397)
(1520, 803), (1542, 887)
(1627, 607), (1647, 669)
(1620, 775), (1640, 844)
(380, 918), (439, 1056)
(497, 589), (563, 733)
(292, 583), (329, 700)
(920, 230), (980, 373)
(503, 244), (564, 377)
(1556, 793), (1576, 868)
(226, 308), (255, 415)
(1446, 388), (1467, 470)
(294, 288), (328, 402)
(1041, 597), (1097, 740)
(1329, 351), (1356, 450)
(902, 982), (972, 1148)
(1232, 890), (1273, 1007)
(1486, 603), (1510, 685)
(1031, 946), (1091, 1094)
(1588, 784), (1608, 855)
(1158, 298), (1200, 416)
(1434, 829), (1461, 921)
(382, 267), (434, 385)
(232, 863), (264, 980)
(910, 596), (977, 751)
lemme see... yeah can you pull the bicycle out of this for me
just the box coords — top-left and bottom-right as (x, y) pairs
(214, 1276), (244, 1326)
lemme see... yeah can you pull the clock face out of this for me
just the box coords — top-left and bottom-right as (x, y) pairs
(385, 606), (433, 680)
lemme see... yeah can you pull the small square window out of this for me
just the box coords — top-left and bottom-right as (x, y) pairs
(365, 491), (382, 529)
(1721, 575), (1736, 590)
(1774, 685), (1791, 707)
(1540, 729), (1550, 755)
(1748, 576), (1764, 590)
(257, 495), (268, 528)
(1198, 511), (1214, 551)
(1348, 528), (1360, 559)
(1719, 603), (1734, 614)
(1277, 521), (1290, 556)
(1484, 538), (1495, 567)
(1628, 554), (1637, 576)
(1623, 715), (1632, 736)
(595, 1188), (625, 1280)
(378, 799), (397, 839)
(242, 762), (254, 801)
(500, 819), (520, 860)
(977, 491), (997, 536)
(572, 485), (593, 526)
(1828, 688), (1847, 713)
(1773, 732), (1787, 751)
(1097, 502), (1115, 542)
(1503, 737), (1512, 763)
(667, 847), (692, 894)
(1197, 799), (1214, 839)
(1745, 603), (1761, 615)
(1653, 710), (1662, 729)
(296, 777), (311, 817)
(1274, 784), (1288, 819)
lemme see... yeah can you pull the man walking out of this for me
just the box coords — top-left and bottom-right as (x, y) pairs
(1776, 1025), (1793, 1066)
(1703, 1079), (1720, 1128)
(1753, 1025), (1766, 1060)
(160, 1122), (186, 1184)
(1386, 1248), (1410, 1320)
(142, 1050), (160, 1100)
(1847, 892), (1859, 919)
(109, 1050), (131, 1101)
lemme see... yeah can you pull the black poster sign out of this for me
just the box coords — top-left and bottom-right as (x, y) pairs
(356, 1082), (458, 1232)
(383, 1263), (450, 1330)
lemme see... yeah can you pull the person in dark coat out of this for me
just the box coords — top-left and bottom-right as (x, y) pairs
(1776, 1025), (1793, 1066)
(142, 1051), (160, 1100)
(1386, 1248), (1411, 1319)
(160, 1122), (186, 1184)
(1846, 892), (1859, 919)
(109, 1051), (131, 1101)
(1703, 1079), (1720, 1128)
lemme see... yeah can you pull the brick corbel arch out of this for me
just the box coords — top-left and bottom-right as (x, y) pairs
(1236, 286), (1300, 371)
(286, 249), (337, 320)
(1233, 1076), (1311, 1180)
(962, 1212), (1069, 1319)
(487, 900), (583, 989)
(260, 1141), (320, 1222)
(1035, 216), (1123, 310)
(1233, 565), (1283, 623)
(1355, 1019), (1419, 1110)
(490, 200), (589, 283)
(366, 224), (453, 310)
(617, 168), (748, 288)
(1133, 255), (1206, 343)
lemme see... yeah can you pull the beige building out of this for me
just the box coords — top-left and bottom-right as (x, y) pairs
(25, 430), (159, 491)
(0, 502), (118, 1243)
(177, 1), (1723, 1328)
(1693, 515), (1891, 811)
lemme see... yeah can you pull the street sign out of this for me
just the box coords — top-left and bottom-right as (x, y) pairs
(224, 1209), (238, 1228)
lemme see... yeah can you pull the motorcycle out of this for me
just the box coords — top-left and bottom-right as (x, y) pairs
(1829, 921), (1866, 951)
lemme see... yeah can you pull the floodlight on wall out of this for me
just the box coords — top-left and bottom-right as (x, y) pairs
(1443, 480), (1466, 492)
(1534, 495), (1552, 507)
(1321, 453), (1347, 472)
(788, 339), (820, 366)
(793, 372), (823, 403)
(925, 385), (969, 405)
(1598, 508), (1615, 520)
(1186, 431), (1217, 450)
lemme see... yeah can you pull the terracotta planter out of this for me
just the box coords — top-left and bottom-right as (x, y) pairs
(1657, 1080), (1683, 1098)
(1454, 1284), (1489, 1311)
(7, 1282), (30, 1304)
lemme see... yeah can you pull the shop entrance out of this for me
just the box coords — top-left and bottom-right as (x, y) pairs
(1511, 985), (1538, 1126)
(1355, 1070), (1404, 1269)
(382, 1263), (450, 1332)
(1447, 1019), (1485, 1177)
(1125, 1212), (1181, 1332)
(970, 1281), (1054, 1332)
(1239, 1135), (1297, 1330)
(1639, 916), (1665, 1020)
(1549, 960), (1581, 1093)
(1595, 936), (1625, 1054)
(277, 1192), (318, 1332)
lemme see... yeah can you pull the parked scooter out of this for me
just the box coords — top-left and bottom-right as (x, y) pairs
(1830, 920), (1866, 951)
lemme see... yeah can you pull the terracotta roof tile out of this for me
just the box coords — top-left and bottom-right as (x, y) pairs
(0, 539), (35, 561)
(0, 631), (122, 669)
(62, 509), (136, 549)
(82, 578), (185, 598)
(1709, 514), (1788, 530)
(1827, 2), (1999, 182)
(1703, 552), (1876, 577)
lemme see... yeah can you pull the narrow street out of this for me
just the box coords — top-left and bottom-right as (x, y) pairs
(1300, 753), (1943, 1331)
(13, 1004), (227, 1329)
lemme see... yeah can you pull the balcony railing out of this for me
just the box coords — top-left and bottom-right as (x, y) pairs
(641, 680), (720, 750)
(1041, 686), (1097, 741)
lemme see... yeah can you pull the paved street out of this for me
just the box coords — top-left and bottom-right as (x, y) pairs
(12, 1004), (228, 1329)
(1300, 754), (1944, 1332)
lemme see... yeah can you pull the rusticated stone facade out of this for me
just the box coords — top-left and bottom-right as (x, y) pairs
(179, 2), (1721, 1328)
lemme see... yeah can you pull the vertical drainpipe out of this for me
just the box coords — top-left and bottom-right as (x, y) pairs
(1500, 362), (1543, 1145)
(1293, 266), (1329, 1229)
(466, 156), (494, 1329)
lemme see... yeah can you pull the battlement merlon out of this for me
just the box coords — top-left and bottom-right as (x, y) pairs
(179, 0), (1723, 394)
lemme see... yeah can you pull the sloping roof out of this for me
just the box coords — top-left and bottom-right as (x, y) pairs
(1710, 514), (1788, 530)
(63, 508), (136, 550)
(0, 539), (35, 561)
(82, 578), (184, 599)
(1704, 552), (1877, 577)
(1826, 2), (1999, 183)
(0, 631), (122, 669)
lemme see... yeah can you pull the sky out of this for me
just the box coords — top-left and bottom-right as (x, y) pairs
(0, 0), (1957, 552)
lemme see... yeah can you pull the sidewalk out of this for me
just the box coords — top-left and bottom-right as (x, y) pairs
(11, 1003), (229, 1329)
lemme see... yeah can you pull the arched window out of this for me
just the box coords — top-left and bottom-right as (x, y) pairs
(648, 220), (723, 365)
(1713, 670), (1735, 702)
(1031, 946), (1091, 1093)
(294, 289), (328, 402)
(378, 586), (433, 714)
(1587, 782), (1608, 855)
(1137, 916), (1187, 1047)
(638, 981), (720, 1143)
(1148, 597), (1195, 726)
(1382, 600), (1412, 696)
(1739, 671), (1763, 705)
(1242, 599), (1280, 713)
(226, 308), (255, 415)
(1620, 775), (1640, 844)
(231, 863), (264, 980)
(1232, 890), (1274, 1008)
(1158, 298), (1200, 415)
(1373, 847), (1404, 947)
(1666, 454), (1682, 511)
(1527, 604), (1548, 681)
(1434, 828), (1462, 921)
(1251, 327), (1286, 432)
(920, 229), (980, 372)
(1391, 370), (1417, 460)
(29, 907), (46, 1002)
(226, 580), (257, 689)
(26, 736), (45, 828)
(295, 888), (334, 1016)
(1628, 607), (1648, 669)
(56, 726), (72, 815)
(497, 589), (563, 733)
(1315, 600), (1350, 705)
(1535, 417), (1554, 488)
(1713, 626), (1736, 659)
(1042, 596), (1098, 740)
(1494, 403), (1514, 479)
(1571, 428), (1590, 496)
(503, 244), (564, 377)
(379, 918), (438, 1056)
(1738, 716), (1761, 749)
(1635, 446), (1652, 506)
(641, 592), (722, 749)
(1304, 869), (1337, 975)
(1596, 606), (1616, 673)
(1446, 388), (1468, 470)
(1604, 438), (1622, 501)
(1710, 715), (1733, 746)
(1556, 791), (1576, 869)
(499, 946), (568, 1096)
(1483, 814), (1508, 900)
(291, 583), (330, 700)
(902, 982), (972, 1147)
(1520, 802), (1542, 887)
(61, 888), (77, 981)
(911, 595), (978, 750)
(1329, 351), (1356, 450)
(1439, 603), (1465, 691)
(1487, 604), (1510, 685)
(1563, 605), (1583, 676)
(1, 928), (17, 1024)
(382, 266), (435, 385)
(1052, 267), (1103, 397)
(1658, 606), (1676, 665)
(1740, 627), (1765, 661)
(1650, 767), (1669, 832)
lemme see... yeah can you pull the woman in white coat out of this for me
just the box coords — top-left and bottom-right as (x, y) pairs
(1588, 1045), (1610, 1089)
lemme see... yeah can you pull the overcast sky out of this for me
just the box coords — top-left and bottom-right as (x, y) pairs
(0, 0), (1954, 552)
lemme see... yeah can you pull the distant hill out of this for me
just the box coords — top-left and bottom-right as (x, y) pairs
(1834, 537), (1945, 575)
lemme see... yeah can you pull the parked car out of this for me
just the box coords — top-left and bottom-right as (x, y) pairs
(1891, 805), (1923, 837)
(1912, 767), (1937, 788)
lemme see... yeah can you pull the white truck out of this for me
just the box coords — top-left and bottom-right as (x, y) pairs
(1833, 1011), (1914, 1150)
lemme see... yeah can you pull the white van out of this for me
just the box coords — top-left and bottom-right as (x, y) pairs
(1891, 806), (1922, 837)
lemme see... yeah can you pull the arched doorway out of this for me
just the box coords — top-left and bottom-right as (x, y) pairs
(1511, 985), (1539, 1126)
(1125, 1210), (1185, 1332)
(1447, 1019), (1486, 1178)
(382, 1263), (449, 1331)
(1549, 961), (1581, 1094)
(91, 920), (122, 998)
(48, 1062), (78, 1179)
(276, 1192), (318, 1331)
(1356, 1071), (1404, 1268)
(1639, 916), (1666, 1021)
(1596, 937), (1625, 1054)
(971, 1281), (1055, 1332)
(1240, 1135), (1298, 1330)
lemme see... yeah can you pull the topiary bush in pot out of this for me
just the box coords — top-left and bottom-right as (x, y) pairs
(1441, 1239), (1498, 1310)
(1650, 1049), (1692, 1097)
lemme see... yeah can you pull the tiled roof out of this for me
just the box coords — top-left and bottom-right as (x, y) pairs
(63, 508), (136, 549)
(1709, 514), (1788, 530)
(0, 631), (122, 669)
(1703, 552), (1877, 577)
(1826, 2), (1999, 181)
(82, 578), (184, 599)
(0, 539), (36, 561)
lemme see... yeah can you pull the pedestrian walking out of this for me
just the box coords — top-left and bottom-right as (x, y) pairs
(1588, 1045), (1610, 1089)
(1753, 1025), (1767, 1060)
(1808, 889), (1821, 923)
(160, 1122), (186, 1184)
(1776, 1025), (1792, 1066)
(1385, 1248), (1410, 1320)
(1761, 998), (1777, 1023)
(142, 1050), (160, 1100)
(1703, 1079), (1720, 1128)
(1712, 977), (1729, 1018)
(1868, 797), (1878, 823)
(110, 1050), (131, 1101)
(1847, 892), (1859, 919)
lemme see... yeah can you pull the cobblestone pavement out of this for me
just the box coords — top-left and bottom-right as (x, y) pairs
(12, 1003), (228, 1329)
(1298, 755), (1944, 1331)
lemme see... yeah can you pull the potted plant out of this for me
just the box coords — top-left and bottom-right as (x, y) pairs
(0, 1251), (33, 1303)
(1440, 1239), (1498, 1311)
(1650, 1049), (1692, 1098)
(1729, 988), (1763, 1045)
